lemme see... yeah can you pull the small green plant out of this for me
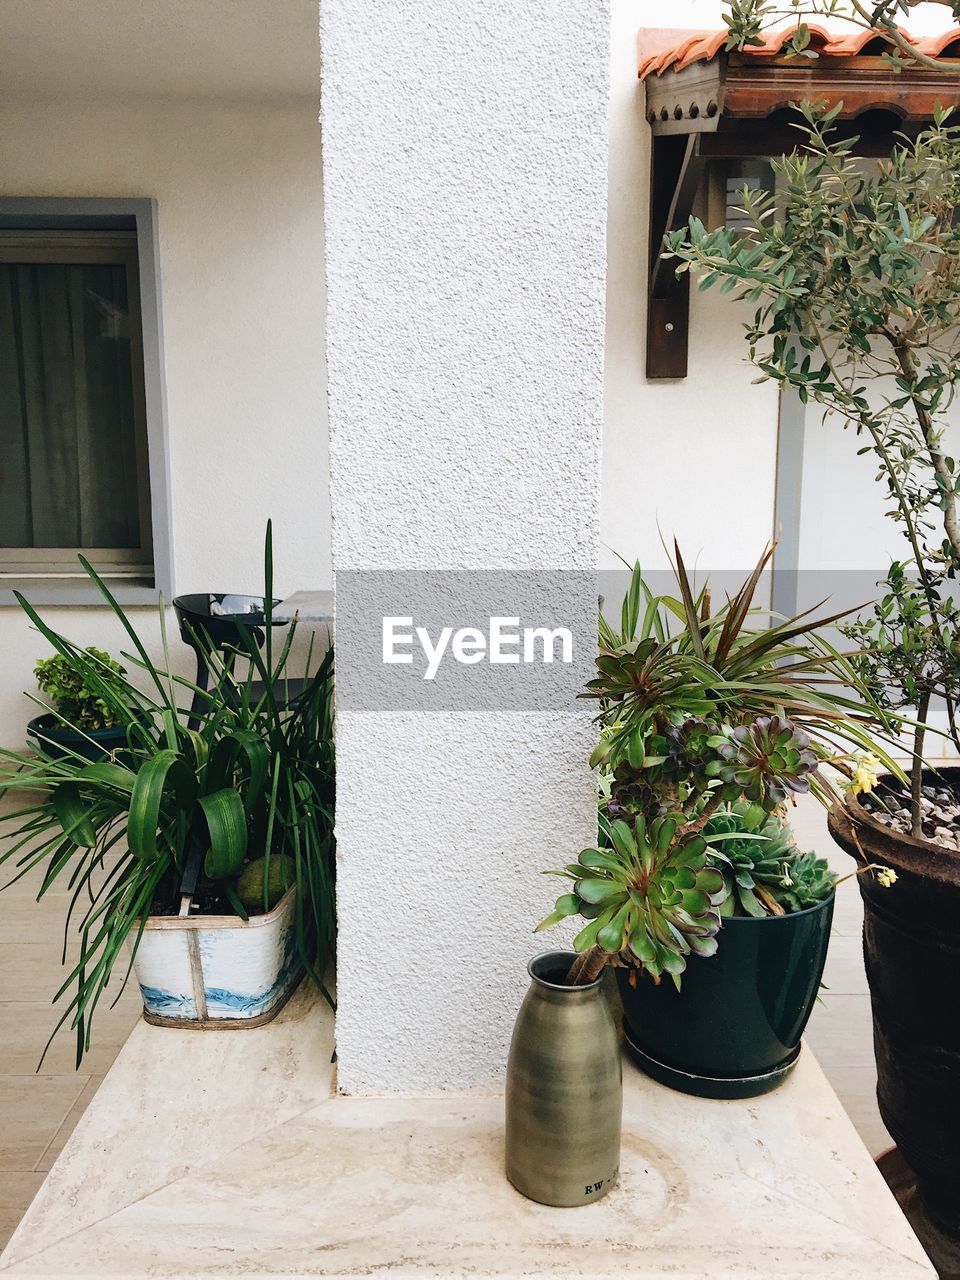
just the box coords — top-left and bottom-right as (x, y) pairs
(34, 648), (127, 731)
(538, 546), (897, 986)
(703, 800), (836, 917)
(0, 524), (335, 1066)
(538, 814), (727, 985)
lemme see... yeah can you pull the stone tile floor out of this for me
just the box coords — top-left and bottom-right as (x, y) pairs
(0, 794), (140, 1249)
(0, 792), (888, 1251)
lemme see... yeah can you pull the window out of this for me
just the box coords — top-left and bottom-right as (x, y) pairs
(0, 200), (171, 602)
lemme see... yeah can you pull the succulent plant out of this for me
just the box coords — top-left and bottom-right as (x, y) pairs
(711, 715), (819, 807)
(538, 814), (727, 988)
(604, 763), (667, 825)
(704, 801), (836, 917)
(704, 802), (798, 918)
(550, 545), (896, 988)
(775, 849), (837, 914)
(667, 717), (721, 783)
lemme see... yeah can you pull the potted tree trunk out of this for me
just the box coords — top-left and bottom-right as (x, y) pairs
(530, 550), (896, 1105)
(0, 526), (336, 1064)
(667, 102), (960, 1232)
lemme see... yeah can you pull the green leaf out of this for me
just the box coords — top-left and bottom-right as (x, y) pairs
(576, 878), (621, 906)
(200, 788), (249, 879)
(78, 762), (136, 792)
(51, 783), (97, 849)
(206, 731), (269, 817)
(127, 750), (197, 862)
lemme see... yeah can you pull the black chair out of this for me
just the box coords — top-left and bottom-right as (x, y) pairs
(173, 593), (306, 729)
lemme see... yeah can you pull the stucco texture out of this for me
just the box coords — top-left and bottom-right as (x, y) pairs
(322, 1), (610, 1090)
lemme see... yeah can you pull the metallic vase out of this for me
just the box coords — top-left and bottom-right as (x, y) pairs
(505, 950), (622, 1207)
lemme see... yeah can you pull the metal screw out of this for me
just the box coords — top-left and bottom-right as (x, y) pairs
(664, 322), (675, 333)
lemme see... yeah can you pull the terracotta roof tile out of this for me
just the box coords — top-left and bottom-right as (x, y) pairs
(638, 24), (960, 79)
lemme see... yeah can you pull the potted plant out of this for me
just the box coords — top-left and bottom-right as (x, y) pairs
(0, 526), (335, 1063)
(27, 647), (140, 762)
(665, 102), (960, 1231)
(534, 548), (897, 1098)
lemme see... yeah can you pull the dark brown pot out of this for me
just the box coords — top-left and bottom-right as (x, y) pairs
(829, 770), (960, 1237)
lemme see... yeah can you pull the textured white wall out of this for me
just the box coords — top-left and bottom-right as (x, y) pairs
(324, 0), (609, 1091)
(0, 97), (329, 738)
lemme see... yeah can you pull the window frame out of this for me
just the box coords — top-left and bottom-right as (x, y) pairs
(0, 198), (173, 606)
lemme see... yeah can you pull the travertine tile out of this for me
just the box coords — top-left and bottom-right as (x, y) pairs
(34, 1077), (104, 1173)
(820, 930), (868, 995)
(0, 1076), (89, 1172)
(1, 979), (332, 1268)
(806, 993), (876, 1069)
(0, 1002), (139, 1079)
(828, 1066), (892, 1158)
(0, 1012), (934, 1278)
(0, 1177), (43, 1249)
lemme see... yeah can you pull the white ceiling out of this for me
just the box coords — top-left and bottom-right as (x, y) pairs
(0, 0), (320, 103)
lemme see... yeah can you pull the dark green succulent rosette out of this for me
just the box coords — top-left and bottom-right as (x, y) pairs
(537, 814), (727, 988)
(703, 800), (836, 918)
(711, 715), (819, 808)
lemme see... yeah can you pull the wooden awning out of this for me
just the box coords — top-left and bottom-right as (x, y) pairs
(639, 25), (960, 379)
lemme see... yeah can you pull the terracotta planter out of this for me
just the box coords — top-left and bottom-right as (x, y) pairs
(829, 771), (960, 1237)
(132, 886), (303, 1028)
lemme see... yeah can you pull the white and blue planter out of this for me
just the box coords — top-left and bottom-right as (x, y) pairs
(133, 887), (303, 1028)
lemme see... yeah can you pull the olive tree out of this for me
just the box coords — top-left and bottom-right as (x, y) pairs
(664, 104), (960, 833)
(724, 0), (960, 71)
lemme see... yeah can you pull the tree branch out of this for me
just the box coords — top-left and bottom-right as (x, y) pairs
(889, 337), (960, 567)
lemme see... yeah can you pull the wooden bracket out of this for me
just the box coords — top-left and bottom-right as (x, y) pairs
(646, 133), (703, 380)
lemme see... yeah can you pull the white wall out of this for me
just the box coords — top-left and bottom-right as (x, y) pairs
(324, 0), (609, 1092)
(0, 96), (329, 737)
(603, 0), (957, 577)
(602, 0), (781, 574)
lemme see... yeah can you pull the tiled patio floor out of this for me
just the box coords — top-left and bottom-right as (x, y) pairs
(0, 794), (139, 1249)
(0, 793), (887, 1251)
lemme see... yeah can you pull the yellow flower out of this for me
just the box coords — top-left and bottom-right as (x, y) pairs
(876, 867), (898, 889)
(849, 754), (882, 796)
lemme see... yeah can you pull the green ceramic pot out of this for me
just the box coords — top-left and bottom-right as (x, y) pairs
(617, 893), (834, 1099)
(505, 950), (621, 1207)
(27, 712), (143, 764)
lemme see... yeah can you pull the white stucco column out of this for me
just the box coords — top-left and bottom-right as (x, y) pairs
(322, 1), (609, 1091)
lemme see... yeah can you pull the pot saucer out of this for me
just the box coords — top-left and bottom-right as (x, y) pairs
(622, 1020), (801, 1100)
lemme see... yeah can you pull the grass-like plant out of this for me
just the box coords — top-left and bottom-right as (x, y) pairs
(538, 546), (898, 986)
(0, 525), (335, 1066)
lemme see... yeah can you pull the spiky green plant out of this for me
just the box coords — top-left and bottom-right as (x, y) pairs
(537, 814), (727, 988)
(540, 544), (896, 986)
(589, 545), (900, 820)
(0, 524), (335, 1067)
